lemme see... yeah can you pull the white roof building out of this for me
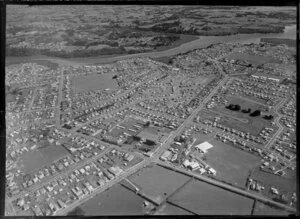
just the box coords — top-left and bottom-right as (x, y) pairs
(160, 150), (172, 161)
(183, 160), (200, 171)
(195, 141), (213, 153)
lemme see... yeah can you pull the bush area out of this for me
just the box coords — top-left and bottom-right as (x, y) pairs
(6, 46), (128, 58)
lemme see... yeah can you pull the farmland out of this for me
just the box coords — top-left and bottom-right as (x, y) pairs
(168, 179), (254, 215)
(253, 201), (292, 215)
(129, 165), (191, 204)
(74, 184), (146, 215)
(154, 203), (194, 215)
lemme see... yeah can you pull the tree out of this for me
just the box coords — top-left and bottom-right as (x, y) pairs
(250, 110), (261, 117)
(234, 104), (241, 111)
(144, 121), (150, 127)
(242, 108), (251, 113)
(263, 115), (274, 120)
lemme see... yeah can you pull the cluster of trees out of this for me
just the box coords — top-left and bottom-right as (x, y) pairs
(143, 121), (151, 127)
(263, 115), (274, 120)
(225, 103), (273, 120)
(226, 104), (241, 111)
(144, 139), (155, 146)
(249, 110), (261, 117)
(125, 135), (142, 145)
(150, 35), (180, 47)
(7, 46), (129, 58)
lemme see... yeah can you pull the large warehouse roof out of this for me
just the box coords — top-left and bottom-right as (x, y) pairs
(195, 141), (213, 153)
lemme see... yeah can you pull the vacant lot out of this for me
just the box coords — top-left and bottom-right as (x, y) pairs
(20, 144), (70, 174)
(205, 139), (261, 188)
(77, 183), (146, 215)
(129, 165), (190, 204)
(168, 179), (254, 215)
(225, 52), (281, 65)
(73, 73), (119, 93)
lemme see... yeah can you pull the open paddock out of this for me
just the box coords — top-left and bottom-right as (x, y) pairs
(168, 179), (254, 215)
(154, 202), (194, 215)
(75, 183), (146, 215)
(129, 164), (190, 205)
(253, 201), (292, 216)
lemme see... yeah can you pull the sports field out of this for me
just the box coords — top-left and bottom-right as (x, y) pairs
(20, 144), (70, 174)
(225, 52), (281, 65)
(73, 73), (119, 93)
(211, 95), (274, 136)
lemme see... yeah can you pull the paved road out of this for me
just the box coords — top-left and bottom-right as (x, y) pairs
(157, 161), (296, 213)
(153, 76), (229, 161)
(54, 156), (152, 215)
(263, 98), (285, 150)
(55, 128), (175, 215)
(53, 61), (230, 215)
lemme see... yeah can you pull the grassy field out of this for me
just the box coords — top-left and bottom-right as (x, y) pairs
(77, 183), (146, 215)
(129, 164), (190, 204)
(168, 179), (254, 215)
(73, 73), (119, 93)
(205, 139), (261, 188)
(211, 95), (273, 136)
(261, 38), (296, 48)
(154, 203), (194, 215)
(225, 52), (281, 65)
(20, 144), (70, 174)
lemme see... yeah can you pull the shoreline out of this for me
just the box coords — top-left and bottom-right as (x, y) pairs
(6, 24), (296, 66)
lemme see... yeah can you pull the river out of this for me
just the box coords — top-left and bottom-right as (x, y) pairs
(6, 25), (296, 66)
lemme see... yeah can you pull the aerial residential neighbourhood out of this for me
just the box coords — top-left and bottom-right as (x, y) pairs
(5, 4), (297, 216)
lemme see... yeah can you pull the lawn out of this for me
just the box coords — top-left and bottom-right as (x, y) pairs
(205, 139), (261, 188)
(20, 144), (70, 174)
(168, 179), (254, 215)
(225, 52), (281, 65)
(73, 73), (119, 93)
(129, 164), (190, 204)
